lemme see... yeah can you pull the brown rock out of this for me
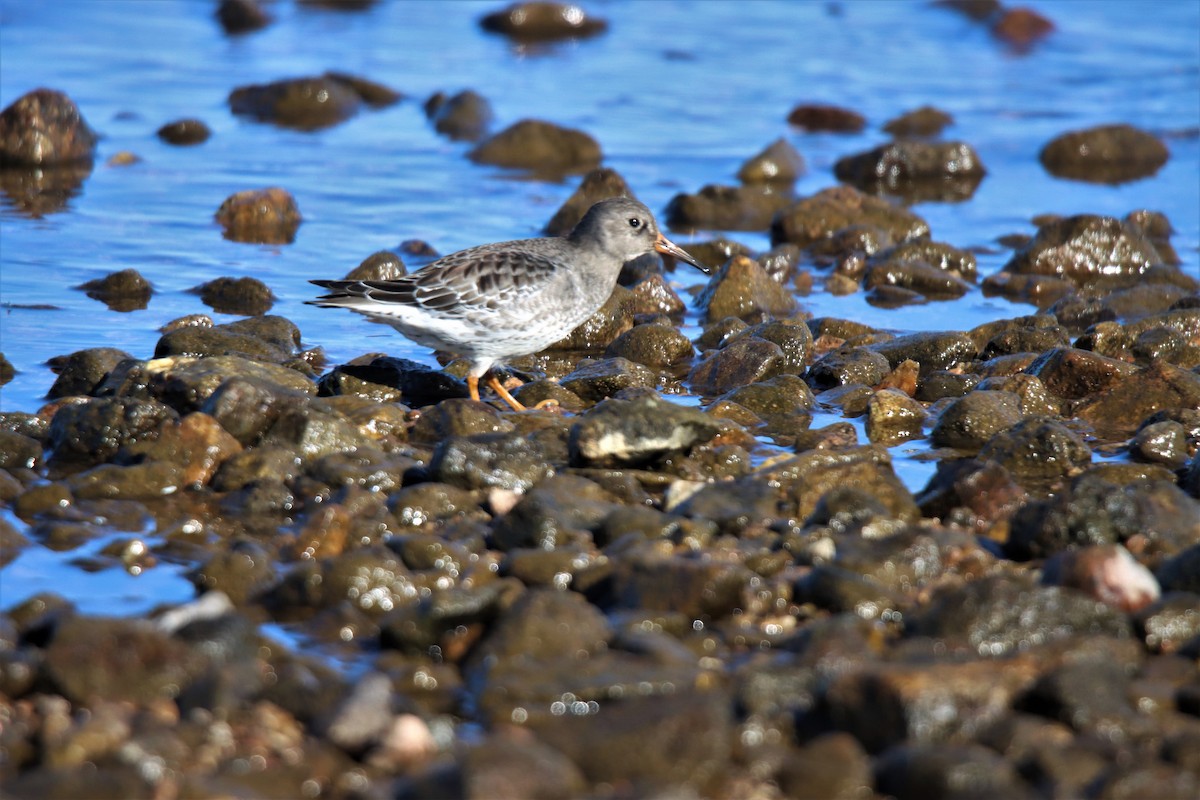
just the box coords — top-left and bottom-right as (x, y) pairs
(469, 119), (601, 177)
(786, 103), (866, 133)
(215, 187), (302, 244)
(0, 88), (97, 165)
(1041, 124), (1169, 184)
(479, 2), (608, 43)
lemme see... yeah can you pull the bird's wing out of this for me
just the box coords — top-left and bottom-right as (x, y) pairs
(311, 242), (564, 317)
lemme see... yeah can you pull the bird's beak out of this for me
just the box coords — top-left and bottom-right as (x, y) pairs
(655, 232), (710, 275)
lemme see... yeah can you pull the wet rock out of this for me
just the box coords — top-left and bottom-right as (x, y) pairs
(1131, 420), (1190, 469)
(627, 273), (686, 317)
(65, 460), (183, 500)
(1042, 544), (1160, 613)
(864, 257), (971, 299)
(991, 6), (1055, 48)
(130, 412), (244, 487)
(786, 103), (866, 133)
(1041, 123), (1169, 184)
(559, 357), (657, 402)
(695, 254), (796, 322)
(156, 118), (211, 145)
(688, 337), (786, 396)
(0, 430), (41, 471)
(44, 615), (208, 704)
(260, 404), (373, 463)
(155, 315), (303, 364)
(737, 137), (804, 186)
(479, 2), (608, 43)
(914, 458), (1027, 534)
(321, 355), (466, 407)
(0, 88), (97, 166)
(883, 105), (954, 138)
(320, 671), (394, 753)
(74, 268), (152, 312)
(866, 388), (927, 445)
(732, 321), (813, 374)
(132, 352), (317, 414)
(1134, 593), (1200, 654)
(978, 417), (1090, 490)
(211, 444), (301, 492)
(216, 0), (272, 34)
(906, 575), (1130, 657)
(46, 347), (135, 399)
(869, 330), (977, 376)
(428, 429), (562, 492)
(531, 688), (733, 794)
(1157, 544), (1200, 594)
(834, 140), (986, 202)
(543, 168), (636, 236)
(825, 658), (1037, 753)
(229, 72), (399, 130)
(999, 215), (1162, 290)
(718, 375), (815, 431)
(604, 322), (693, 369)
(1074, 360), (1200, 439)
(930, 389), (1024, 450)
(1126, 208), (1181, 265)
(665, 184), (792, 232)
(342, 249), (406, 281)
(773, 444), (918, 523)
(877, 239), (978, 282)
(189, 276), (275, 316)
(424, 89), (493, 141)
(409, 397), (511, 444)
(569, 394), (722, 468)
(492, 474), (617, 550)
(773, 732), (873, 800)
(1024, 346), (1136, 401)
(468, 119), (601, 177)
(214, 186), (302, 244)
(46, 396), (178, 469)
(193, 540), (279, 604)
(201, 375), (314, 446)
(808, 346), (891, 389)
(875, 743), (1030, 799)
(1021, 468), (1200, 559)
(771, 186), (930, 250)
(459, 730), (587, 800)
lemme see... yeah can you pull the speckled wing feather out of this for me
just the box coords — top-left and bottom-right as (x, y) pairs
(311, 243), (564, 318)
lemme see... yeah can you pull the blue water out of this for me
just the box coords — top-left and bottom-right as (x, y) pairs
(1, 0), (1198, 615)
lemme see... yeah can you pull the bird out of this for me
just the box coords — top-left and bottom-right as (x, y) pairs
(309, 197), (709, 411)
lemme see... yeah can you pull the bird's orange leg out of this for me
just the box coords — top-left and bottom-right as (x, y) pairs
(467, 374), (482, 402)
(486, 374), (527, 412)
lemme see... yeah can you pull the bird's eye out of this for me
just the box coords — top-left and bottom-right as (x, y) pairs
(628, 217), (641, 229)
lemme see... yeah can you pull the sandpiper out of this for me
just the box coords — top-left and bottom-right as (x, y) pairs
(310, 197), (709, 410)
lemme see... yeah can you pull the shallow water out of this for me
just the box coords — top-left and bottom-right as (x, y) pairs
(1, 0), (1198, 614)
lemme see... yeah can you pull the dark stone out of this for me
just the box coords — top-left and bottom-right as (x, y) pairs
(156, 118), (211, 145)
(190, 276), (275, 316)
(665, 184), (793, 232)
(479, 2), (608, 43)
(46, 348), (135, 399)
(424, 89), (493, 142)
(1040, 124), (1169, 184)
(737, 137), (805, 186)
(786, 103), (866, 133)
(214, 187), (302, 244)
(75, 268), (152, 311)
(834, 140), (986, 202)
(0, 88), (97, 166)
(469, 119), (602, 177)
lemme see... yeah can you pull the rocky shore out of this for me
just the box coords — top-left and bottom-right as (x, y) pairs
(2, 3), (1199, 799)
